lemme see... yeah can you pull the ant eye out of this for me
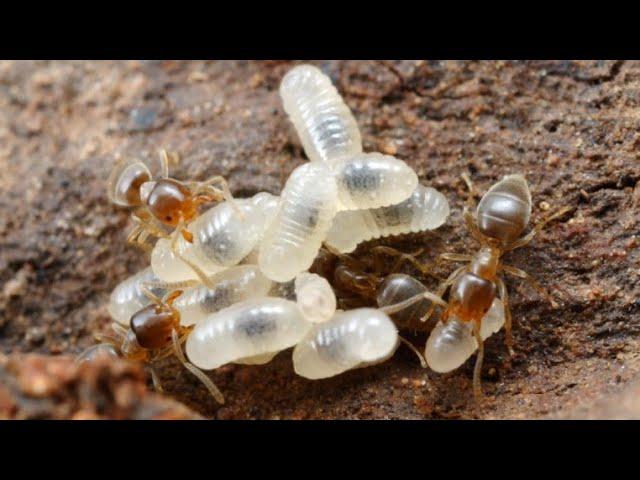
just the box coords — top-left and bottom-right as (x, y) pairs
(166, 216), (172, 222)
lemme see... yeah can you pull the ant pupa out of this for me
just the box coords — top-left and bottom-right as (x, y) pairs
(185, 297), (313, 371)
(258, 162), (338, 282)
(259, 64), (438, 282)
(151, 192), (280, 284)
(292, 307), (427, 380)
(294, 272), (337, 324)
(152, 265), (275, 327)
(80, 289), (226, 404)
(108, 267), (166, 325)
(107, 149), (237, 252)
(379, 173), (571, 402)
(325, 184), (450, 253)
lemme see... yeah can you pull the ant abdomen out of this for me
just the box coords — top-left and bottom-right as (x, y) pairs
(376, 274), (432, 329)
(173, 265), (274, 326)
(186, 298), (312, 370)
(292, 308), (398, 379)
(77, 343), (121, 363)
(151, 192), (279, 282)
(107, 158), (152, 207)
(259, 162), (338, 282)
(333, 153), (418, 210)
(326, 185), (450, 253)
(477, 174), (532, 244)
(108, 267), (166, 326)
(280, 64), (362, 166)
(425, 299), (504, 373)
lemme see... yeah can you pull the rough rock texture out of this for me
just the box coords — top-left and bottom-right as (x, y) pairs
(0, 60), (639, 419)
(0, 353), (201, 419)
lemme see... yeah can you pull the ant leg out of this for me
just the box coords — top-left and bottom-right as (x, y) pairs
(380, 290), (447, 316)
(398, 335), (427, 368)
(140, 285), (165, 306)
(168, 227), (217, 290)
(195, 175), (243, 217)
(159, 149), (170, 178)
(495, 276), (514, 357)
(142, 279), (200, 291)
(421, 265), (466, 323)
(171, 329), (225, 404)
(438, 252), (473, 263)
(472, 321), (484, 406)
(503, 206), (572, 253)
(149, 366), (164, 392)
(501, 264), (559, 309)
(370, 246), (433, 277)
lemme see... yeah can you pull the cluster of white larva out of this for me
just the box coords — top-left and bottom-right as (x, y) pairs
(98, 63), (465, 403)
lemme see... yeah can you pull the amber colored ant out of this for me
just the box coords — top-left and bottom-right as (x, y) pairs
(386, 173), (571, 402)
(79, 288), (225, 404)
(107, 149), (238, 252)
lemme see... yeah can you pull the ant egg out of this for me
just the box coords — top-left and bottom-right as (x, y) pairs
(292, 308), (398, 379)
(425, 298), (504, 373)
(333, 153), (418, 210)
(173, 265), (274, 326)
(108, 267), (166, 326)
(185, 297), (312, 370)
(259, 162), (338, 282)
(280, 64), (362, 167)
(325, 185), (450, 253)
(294, 272), (336, 324)
(376, 274), (431, 328)
(151, 192), (279, 282)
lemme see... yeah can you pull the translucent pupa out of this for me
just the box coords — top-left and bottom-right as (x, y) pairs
(152, 192), (280, 284)
(325, 184), (450, 253)
(185, 297), (313, 370)
(165, 265), (275, 327)
(108, 267), (166, 326)
(107, 150), (237, 251)
(292, 308), (400, 380)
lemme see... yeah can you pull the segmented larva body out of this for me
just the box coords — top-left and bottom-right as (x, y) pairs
(292, 308), (398, 379)
(476, 174), (531, 244)
(294, 272), (336, 324)
(185, 297), (312, 370)
(258, 162), (338, 282)
(151, 192), (280, 282)
(108, 267), (166, 326)
(280, 64), (362, 167)
(173, 265), (274, 327)
(425, 298), (504, 373)
(333, 153), (418, 211)
(325, 185), (450, 253)
(376, 274), (431, 330)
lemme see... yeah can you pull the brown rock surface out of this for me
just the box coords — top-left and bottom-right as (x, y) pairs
(0, 60), (639, 419)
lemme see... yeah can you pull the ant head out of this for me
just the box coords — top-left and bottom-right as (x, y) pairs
(129, 291), (183, 350)
(107, 159), (152, 207)
(144, 178), (197, 227)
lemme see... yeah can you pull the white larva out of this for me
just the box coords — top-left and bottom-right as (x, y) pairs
(425, 298), (505, 373)
(151, 192), (279, 282)
(172, 265), (274, 327)
(280, 64), (362, 167)
(294, 272), (336, 324)
(258, 162), (338, 282)
(108, 267), (166, 326)
(292, 308), (399, 380)
(185, 297), (312, 370)
(325, 184), (450, 253)
(332, 153), (418, 211)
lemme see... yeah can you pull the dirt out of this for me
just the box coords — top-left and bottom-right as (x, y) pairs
(0, 60), (639, 419)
